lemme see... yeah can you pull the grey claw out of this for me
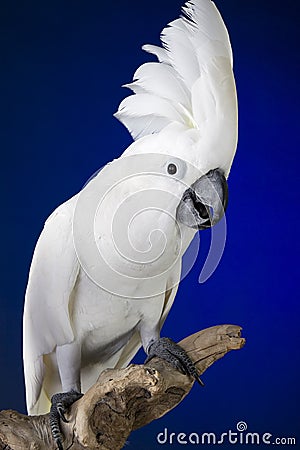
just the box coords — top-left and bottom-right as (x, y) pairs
(56, 439), (64, 450)
(57, 404), (69, 423)
(195, 374), (205, 387)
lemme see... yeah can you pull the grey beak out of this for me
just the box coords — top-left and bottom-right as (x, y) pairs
(176, 168), (228, 230)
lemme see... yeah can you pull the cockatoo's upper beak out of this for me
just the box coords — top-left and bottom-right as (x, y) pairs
(176, 168), (228, 230)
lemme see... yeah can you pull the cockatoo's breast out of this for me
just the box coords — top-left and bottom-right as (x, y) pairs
(69, 268), (167, 364)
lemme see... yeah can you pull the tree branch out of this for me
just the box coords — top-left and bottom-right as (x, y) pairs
(0, 325), (245, 450)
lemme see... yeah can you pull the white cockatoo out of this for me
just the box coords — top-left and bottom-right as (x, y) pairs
(23, 0), (237, 447)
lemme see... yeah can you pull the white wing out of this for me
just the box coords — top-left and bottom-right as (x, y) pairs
(114, 0), (238, 175)
(23, 195), (79, 413)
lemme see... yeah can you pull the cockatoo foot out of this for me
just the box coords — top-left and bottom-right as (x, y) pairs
(145, 337), (204, 386)
(50, 389), (83, 450)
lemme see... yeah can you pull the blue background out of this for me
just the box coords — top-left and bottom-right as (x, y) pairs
(1, 0), (299, 448)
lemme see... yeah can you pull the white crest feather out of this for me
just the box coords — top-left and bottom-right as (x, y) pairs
(142, 44), (169, 63)
(115, 93), (185, 139)
(114, 0), (236, 144)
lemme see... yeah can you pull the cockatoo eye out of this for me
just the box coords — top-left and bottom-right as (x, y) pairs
(167, 163), (178, 175)
(164, 158), (186, 179)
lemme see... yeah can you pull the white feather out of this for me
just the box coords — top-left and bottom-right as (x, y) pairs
(114, 113), (171, 140)
(131, 62), (190, 108)
(115, 0), (237, 156)
(115, 93), (186, 139)
(23, 196), (79, 413)
(142, 44), (170, 63)
(161, 19), (200, 90)
(182, 0), (233, 64)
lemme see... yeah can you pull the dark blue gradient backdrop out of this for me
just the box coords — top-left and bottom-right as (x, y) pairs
(1, 1), (299, 448)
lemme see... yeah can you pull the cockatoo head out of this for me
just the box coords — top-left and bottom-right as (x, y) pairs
(121, 121), (229, 231)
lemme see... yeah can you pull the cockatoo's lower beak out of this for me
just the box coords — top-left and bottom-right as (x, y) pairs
(176, 168), (228, 230)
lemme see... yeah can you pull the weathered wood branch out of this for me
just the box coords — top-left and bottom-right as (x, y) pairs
(0, 325), (245, 450)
